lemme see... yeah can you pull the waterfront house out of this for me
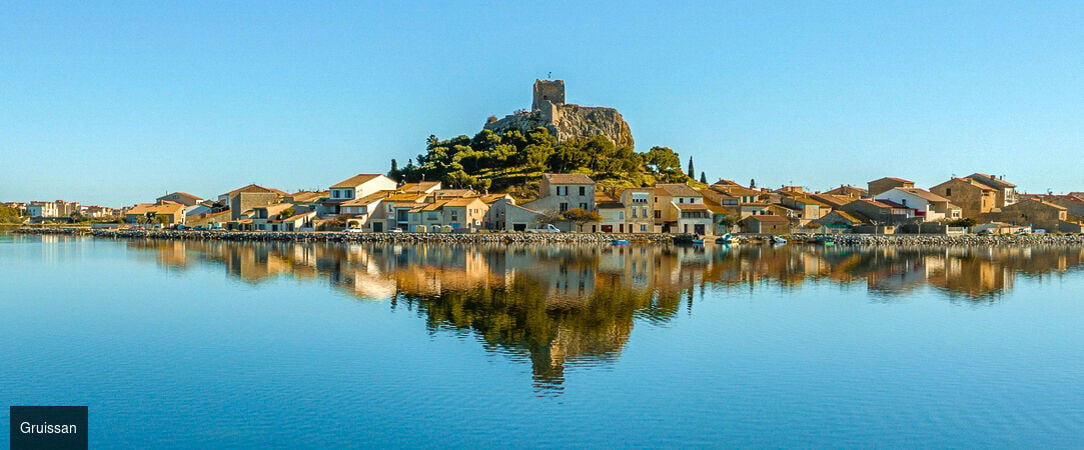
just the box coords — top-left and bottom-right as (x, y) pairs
(522, 173), (596, 214)
(381, 192), (429, 232)
(593, 193), (626, 233)
(407, 197), (488, 232)
(249, 203), (296, 231)
(739, 214), (790, 234)
(220, 184), (285, 220)
(929, 177), (997, 219)
(339, 191), (391, 231)
(125, 201), (187, 225)
(841, 199), (914, 225)
(321, 174), (397, 216)
(654, 184), (712, 235)
(867, 177), (915, 197)
(983, 198), (1067, 231)
(620, 188), (656, 233)
(779, 195), (830, 226)
(876, 188), (953, 222)
(813, 211), (867, 233)
(485, 198), (542, 231)
(26, 201), (59, 218)
(156, 192), (203, 207)
(968, 173), (1018, 208)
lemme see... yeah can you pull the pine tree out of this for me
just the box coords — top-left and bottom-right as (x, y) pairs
(388, 159), (400, 182)
(750, 178), (756, 188)
(699, 171), (707, 184)
(687, 156), (695, 178)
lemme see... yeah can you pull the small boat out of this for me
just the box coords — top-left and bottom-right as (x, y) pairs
(770, 235), (787, 245)
(611, 239), (630, 246)
(716, 233), (738, 244)
(690, 239), (705, 245)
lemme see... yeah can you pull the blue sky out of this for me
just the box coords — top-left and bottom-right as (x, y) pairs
(2, 1), (1082, 206)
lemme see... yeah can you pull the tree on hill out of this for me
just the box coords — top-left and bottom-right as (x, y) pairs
(396, 127), (690, 196)
(699, 171), (707, 184)
(687, 156), (695, 178)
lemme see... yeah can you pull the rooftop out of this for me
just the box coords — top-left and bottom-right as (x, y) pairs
(331, 174), (385, 189)
(543, 173), (595, 185)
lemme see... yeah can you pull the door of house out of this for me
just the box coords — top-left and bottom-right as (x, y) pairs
(694, 224), (705, 235)
(373, 222), (383, 232)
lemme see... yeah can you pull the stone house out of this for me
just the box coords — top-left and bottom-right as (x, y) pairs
(823, 185), (868, 198)
(983, 198), (1067, 231)
(841, 199), (914, 225)
(381, 192), (429, 232)
(739, 215), (790, 234)
(522, 173), (596, 214)
(929, 177), (997, 220)
(654, 184), (712, 235)
(156, 192), (203, 207)
(125, 201), (186, 225)
(484, 198), (541, 231)
(592, 193), (626, 233)
(867, 177), (915, 197)
(407, 197), (488, 232)
(220, 184), (284, 220)
(968, 173), (1018, 208)
(813, 211), (867, 233)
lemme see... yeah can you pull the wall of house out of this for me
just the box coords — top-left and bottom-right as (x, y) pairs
(929, 180), (993, 219)
(984, 200), (1067, 231)
(231, 192), (279, 220)
(868, 179), (913, 197)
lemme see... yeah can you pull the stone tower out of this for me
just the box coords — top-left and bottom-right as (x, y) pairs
(532, 79), (565, 122)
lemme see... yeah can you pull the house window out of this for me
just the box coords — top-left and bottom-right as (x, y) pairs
(642, 206), (648, 217)
(579, 186), (586, 196)
(559, 203), (568, 212)
(557, 186), (566, 196)
(640, 224), (648, 232)
(579, 203), (588, 210)
(632, 208), (637, 218)
(332, 190), (340, 199)
(427, 212), (438, 221)
(451, 213), (459, 222)
(946, 188), (952, 196)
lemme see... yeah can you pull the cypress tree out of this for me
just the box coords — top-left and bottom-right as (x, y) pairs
(699, 171), (707, 184)
(687, 156), (695, 178)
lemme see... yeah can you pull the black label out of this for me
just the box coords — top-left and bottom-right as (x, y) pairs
(10, 406), (88, 450)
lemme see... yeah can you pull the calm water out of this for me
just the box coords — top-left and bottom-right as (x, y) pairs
(2, 234), (1084, 447)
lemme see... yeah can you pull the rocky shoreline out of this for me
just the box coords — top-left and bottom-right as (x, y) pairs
(11, 227), (1084, 246)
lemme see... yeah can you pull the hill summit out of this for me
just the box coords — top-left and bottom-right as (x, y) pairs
(483, 80), (635, 150)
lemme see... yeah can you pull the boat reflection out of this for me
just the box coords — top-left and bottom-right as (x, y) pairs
(121, 240), (1084, 390)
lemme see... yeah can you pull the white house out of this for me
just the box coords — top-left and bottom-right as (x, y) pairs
(876, 188), (952, 222)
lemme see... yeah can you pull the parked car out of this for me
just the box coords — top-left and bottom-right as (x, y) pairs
(390, 228), (403, 233)
(526, 224), (561, 233)
(344, 228), (364, 233)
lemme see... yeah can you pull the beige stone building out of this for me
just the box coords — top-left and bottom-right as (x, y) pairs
(929, 177), (997, 219)
(983, 198), (1067, 231)
(868, 177), (915, 197)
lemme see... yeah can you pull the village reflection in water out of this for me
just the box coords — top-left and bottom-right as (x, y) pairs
(125, 239), (1084, 389)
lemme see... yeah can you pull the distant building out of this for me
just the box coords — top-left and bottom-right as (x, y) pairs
(156, 192), (204, 207)
(522, 173), (596, 214)
(867, 177), (915, 197)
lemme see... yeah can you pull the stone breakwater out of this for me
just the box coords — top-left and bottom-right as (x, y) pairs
(12, 228), (1084, 246)
(86, 229), (675, 244)
(810, 234), (1084, 246)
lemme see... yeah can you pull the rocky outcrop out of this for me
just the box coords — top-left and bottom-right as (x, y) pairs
(484, 104), (635, 149)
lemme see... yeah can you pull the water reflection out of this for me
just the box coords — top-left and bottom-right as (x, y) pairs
(110, 239), (1084, 388)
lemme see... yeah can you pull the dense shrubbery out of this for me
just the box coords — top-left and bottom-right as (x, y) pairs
(389, 127), (691, 200)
